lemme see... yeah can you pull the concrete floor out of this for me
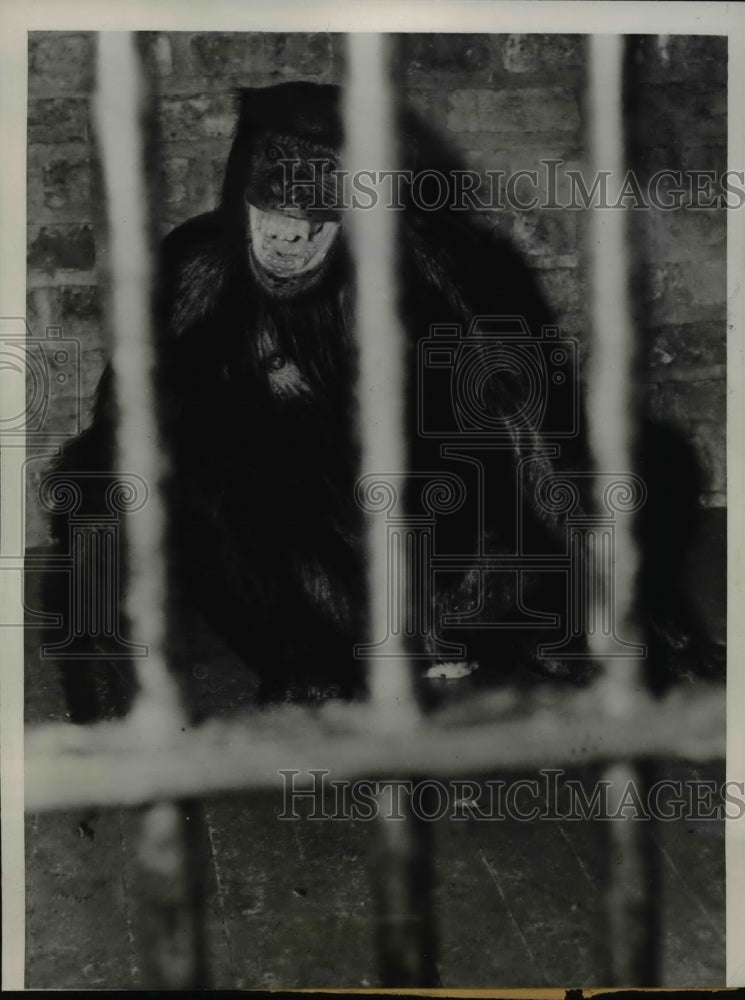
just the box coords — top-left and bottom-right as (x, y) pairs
(23, 510), (726, 989)
(24, 755), (726, 988)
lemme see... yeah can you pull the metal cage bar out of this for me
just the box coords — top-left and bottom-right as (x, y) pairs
(587, 36), (659, 985)
(93, 33), (200, 989)
(345, 33), (434, 985)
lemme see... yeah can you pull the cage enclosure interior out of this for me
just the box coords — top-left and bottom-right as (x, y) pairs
(21, 29), (727, 990)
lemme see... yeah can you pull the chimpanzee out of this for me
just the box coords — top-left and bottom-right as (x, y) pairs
(43, 81), (718, 722)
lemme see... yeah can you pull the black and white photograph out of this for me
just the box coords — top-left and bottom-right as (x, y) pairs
(1, 0), (742, 991)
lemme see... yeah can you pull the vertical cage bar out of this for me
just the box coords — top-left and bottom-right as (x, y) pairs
(371, 782), (437, 987)
(587, 34), (658, 986)
(344, 33), (417, 720)
(587, 37), (643, 683)
(344, 33), (435, 987)
(94, 33), (183, 725)
(94, 33), (202, 989)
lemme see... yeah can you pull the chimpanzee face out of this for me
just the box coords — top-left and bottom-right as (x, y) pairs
(245, 129), (342, 296)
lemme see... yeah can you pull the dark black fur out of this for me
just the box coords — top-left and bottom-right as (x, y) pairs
(44, 82), (718, 721)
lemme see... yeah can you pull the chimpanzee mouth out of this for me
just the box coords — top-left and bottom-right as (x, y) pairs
(248, 204), (340, 279)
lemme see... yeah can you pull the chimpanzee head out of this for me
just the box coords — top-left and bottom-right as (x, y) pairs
(223, 82), (345, 298)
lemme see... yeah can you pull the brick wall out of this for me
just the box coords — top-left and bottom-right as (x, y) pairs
(26, 32), (727, 545)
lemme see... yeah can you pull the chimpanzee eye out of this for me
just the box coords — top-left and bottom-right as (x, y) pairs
(266, 143), (284, 161)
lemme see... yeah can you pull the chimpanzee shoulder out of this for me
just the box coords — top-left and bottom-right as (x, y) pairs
(157, 211), (239, 340)
(403, 211), (554, 339)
